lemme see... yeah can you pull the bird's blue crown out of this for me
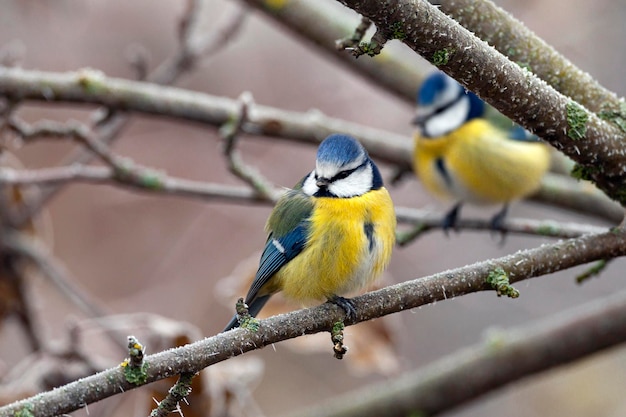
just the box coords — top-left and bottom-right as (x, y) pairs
(317, 134), (366, 167)
(417, 72), (485, 123)
(417, 72), (450, 106)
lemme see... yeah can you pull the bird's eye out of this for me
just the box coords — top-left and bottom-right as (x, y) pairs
(333, 170), (352, 181)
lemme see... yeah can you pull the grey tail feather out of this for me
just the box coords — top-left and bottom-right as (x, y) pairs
(221, 295), (272, 332)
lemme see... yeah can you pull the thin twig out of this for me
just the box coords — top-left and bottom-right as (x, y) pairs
(335, 16), (372, 51)
(0, 165), (275, 204)
(221, 92), (281, 200)
(0, 164), (605, 239)
(149, 373), (195, 417)
(9, 2), (248, 227)
(395, 206), (608, 242)
(151, 1), (248, 84)
(0, 67), (618, 223)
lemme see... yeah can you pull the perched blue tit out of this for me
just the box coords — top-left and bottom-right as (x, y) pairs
(223, 134), (396, 331)
(412, 71), (550, 231)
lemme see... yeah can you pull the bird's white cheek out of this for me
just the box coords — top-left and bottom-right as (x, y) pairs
(424, 95), (469, 137)
(302, 172), (318, 196)
(328, 167), (372, 198)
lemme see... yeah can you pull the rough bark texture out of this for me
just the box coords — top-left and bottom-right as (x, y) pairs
(336, 0), (626, 206)
(2, 228), (626, 417)
(288, 289), (626, 417)
(439, 0), (621, 113)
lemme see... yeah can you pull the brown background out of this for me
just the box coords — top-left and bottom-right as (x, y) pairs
(1, 1), (625, 416)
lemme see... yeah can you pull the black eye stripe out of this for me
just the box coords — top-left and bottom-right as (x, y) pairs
(329, 160), (367, 182)
(426, 88), (466, 120)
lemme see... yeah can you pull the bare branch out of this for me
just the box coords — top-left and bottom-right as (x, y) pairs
(6, 3), (247, 227)
(286, 287), (626, 417)
(335, 16), (372, 52)
(0, 232), (117, 330)
(0, 67), (616, 222)
(334, 0), (626, 207)
(394, 206), (607, 242)
(238, 0), (426, 103)
(0, 163), (603, 240)
(0, 165), (273, 204)
(535, 173), (624, 223)
(0, 67), (411, 164)
(1, 227), (625, 417)
(438, 0), (621, 114)
(152, 1), (248, 84)
(221, 92), (282, 200)
(149, 373), (195, 417)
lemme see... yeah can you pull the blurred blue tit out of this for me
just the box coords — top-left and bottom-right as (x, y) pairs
(412, 71), (550, 231)
(223, 134), (396, 331)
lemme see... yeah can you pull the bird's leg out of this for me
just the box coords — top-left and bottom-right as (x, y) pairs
(442, 202), (463, 235)
(490, 204), (509, 244)
(328, 295), (357, 321)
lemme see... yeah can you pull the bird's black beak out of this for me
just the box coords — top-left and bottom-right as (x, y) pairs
(412, 114), (427, 127)
(316, 177), (330, 188)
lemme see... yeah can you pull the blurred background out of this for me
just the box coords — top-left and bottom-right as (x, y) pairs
(1, 0), (625, 416)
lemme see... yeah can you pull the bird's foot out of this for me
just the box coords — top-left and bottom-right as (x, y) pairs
(490, 204), (509, 245)
(442, 202), (462, 236)
(328, 296), (357, 321)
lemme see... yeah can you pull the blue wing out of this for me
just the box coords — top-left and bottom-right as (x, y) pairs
(222, 189), (313, 332)
(245, 188), (313, 303)
(245, 223), (308, 303)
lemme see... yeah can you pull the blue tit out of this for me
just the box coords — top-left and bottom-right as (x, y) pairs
(223, 134), (396, 331)
(412, 71), (550, 232)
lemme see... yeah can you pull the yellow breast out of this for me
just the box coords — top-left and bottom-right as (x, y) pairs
(414, 119), (550, 205)
(277, 188), (396, 303)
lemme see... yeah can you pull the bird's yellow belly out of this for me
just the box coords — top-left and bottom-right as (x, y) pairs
(414, 120), (550, 205)
(276, 188), (395, 303)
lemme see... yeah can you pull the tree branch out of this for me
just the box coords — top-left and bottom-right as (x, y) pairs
(0, 165), (273, 204)
(238, 0), (425, 103)
(0, 67), (411, 165)
(220, 92), (282, 200)
(0, 164), (603, 239)
(5, 2), (248, 227)
(334, 0), (626, 206)
(394, 206), (607, 242)
(287, 287), (626, 417)
(535, 172), (624, 223)
(1, 227), (625, 417)
(151, 1), (248, 83)
(1, 67), (619, 222)
(438, 0), (621, 114)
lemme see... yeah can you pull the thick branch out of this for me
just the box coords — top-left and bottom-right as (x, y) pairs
(288, 288), (626, 417)
(238, 0), (425, 103)
(438, 0), (621, 114)
(334, 0), (626, 205)
(1, 228), (625, 417)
